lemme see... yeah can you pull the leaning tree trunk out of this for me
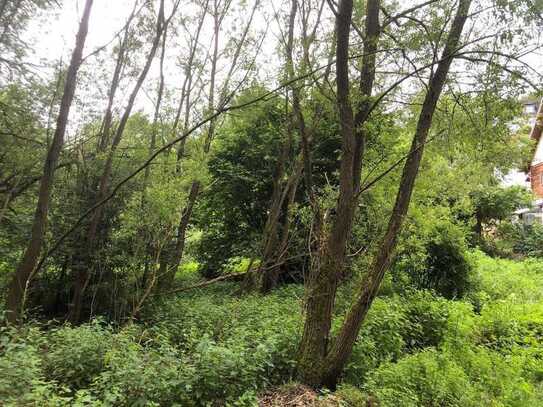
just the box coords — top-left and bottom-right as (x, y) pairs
(159, 0), (261, 289)
(5, 0), (93, 324)
(253, 0), (316, 293)
(161, 2), (221, 287)
(96, 5), (136, 153)
(156, 2), (208, 288)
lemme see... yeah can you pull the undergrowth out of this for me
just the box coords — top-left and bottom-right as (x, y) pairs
(1, 251), (542, 406)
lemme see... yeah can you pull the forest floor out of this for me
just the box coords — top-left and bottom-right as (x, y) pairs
(1, 251), (543, 406)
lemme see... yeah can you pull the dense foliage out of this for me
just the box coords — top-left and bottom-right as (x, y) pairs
(1, 253), (543, 405)
(1, 0), (543, 404)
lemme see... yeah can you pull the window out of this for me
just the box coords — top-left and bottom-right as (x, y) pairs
(525, 104), (537, 114)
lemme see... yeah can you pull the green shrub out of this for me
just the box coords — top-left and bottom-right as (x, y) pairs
(344, 297), (408, 383)
(344, 292), (475, 384)
(335, 384), (370, 406)
(452, 346), (542, 406)
(401, 290), (451, 350)
(364, 349), (476, 407)
(394, 211), (477, 299)
(1, 253), (542, 406)
(43, 320), (114, 390)
(470, 250), (543, 304)
(0, 326), (71, 406)
(89, 331), (190, 406)
(145, 285), (302, 403)
(365, 346), (541, 407)
(423, 234), (476, 299)
(513, 223), (543, 258)
(476, 300), (543, 351)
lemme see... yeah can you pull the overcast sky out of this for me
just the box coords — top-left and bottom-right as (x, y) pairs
(23, 1), (543, 136)
(30, 1), (144, 64)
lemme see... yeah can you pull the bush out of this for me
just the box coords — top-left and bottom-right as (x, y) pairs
(335, 384), (371, 406)
(513, 223), (543, 257)
(364, 349), (476, 407)
(43, 320), (114, 390)
(469, 250), (543, 304)
(0, 326), (72, 406)
(402, 291), (451, 350)
(476, 300), (543, 352)
(144, 285), (303, 403)
(364, 347), (542, 407)
(1, 253), (542, 406)
(344, 297), (408, 383)
(452, 346), (542, 406)
(344, 291), (469, 383)
(423, 233), (475, 299)
(89, 330), (190, 406)
(394, 210), (477, 299)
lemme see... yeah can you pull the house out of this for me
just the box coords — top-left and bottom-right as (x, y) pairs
(513, 97), (543, 225)
(514, 203), (543, 225)
(521, 96), (541, 116)
(526, 97), (543, 197)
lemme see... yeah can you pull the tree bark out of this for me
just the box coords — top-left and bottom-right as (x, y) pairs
(298, 0), (360, 385)
(5, 0), (93, 324)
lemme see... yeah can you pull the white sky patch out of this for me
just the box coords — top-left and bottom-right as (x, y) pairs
(501, 169), (531, 188)
(28, 1), (134, 69)
(19, 0), (543, 144)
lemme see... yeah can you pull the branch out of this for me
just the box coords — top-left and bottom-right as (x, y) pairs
(161, 272), (246, 295)
(357, 129), (446, 197)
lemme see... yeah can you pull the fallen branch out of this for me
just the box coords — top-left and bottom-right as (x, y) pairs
(162, 272), (247, 295)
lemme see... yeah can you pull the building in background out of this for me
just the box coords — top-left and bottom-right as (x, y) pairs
(514, 97), (543, 225)
(525, 97), (543, 197)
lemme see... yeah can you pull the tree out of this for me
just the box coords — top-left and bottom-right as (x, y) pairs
(69, 0), (175, 322)
(159, 0), (261, 288)
(5, 0), (94, 323)
(472, 185), (532, 237)
(0, 0), (57, 77)
(297, 0), (473, 387)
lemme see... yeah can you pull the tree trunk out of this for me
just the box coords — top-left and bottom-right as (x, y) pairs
(252, 0), (314, 293)
(159, 0), (225, 286)
(298, 0), (359, 385)
(253, 158), (303, 293)
(97, 5), (136, 153)
(0, 179), (17, 225)
(5, 0), (93, 324)
(156, 2), (209, 286)
(162, 180), (200, 287)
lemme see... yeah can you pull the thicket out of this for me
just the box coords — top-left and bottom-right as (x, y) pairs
(2, 0), (543, 403)
(1, 252), (542, 406)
